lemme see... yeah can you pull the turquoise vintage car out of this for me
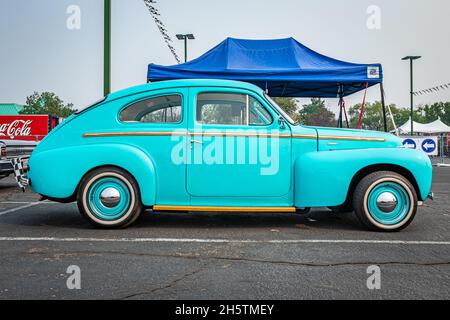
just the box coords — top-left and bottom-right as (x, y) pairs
(23, 79), (433, 231)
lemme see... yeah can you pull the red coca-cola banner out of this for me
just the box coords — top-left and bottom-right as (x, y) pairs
(0, 115), (51, 141)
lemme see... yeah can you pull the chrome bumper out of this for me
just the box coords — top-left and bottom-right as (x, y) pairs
(10, 156), (30, 192)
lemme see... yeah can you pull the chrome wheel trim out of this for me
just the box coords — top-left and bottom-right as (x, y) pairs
(100, 187), (121, 208)
(82, 172), (136, 226)
(376, 191), (398, 213)
(363, 177), (415, 230)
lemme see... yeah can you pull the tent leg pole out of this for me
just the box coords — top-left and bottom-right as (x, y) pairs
(337, 99), (342, 128)
(380, 83), (388, 132)
(338, 96), (344, 128)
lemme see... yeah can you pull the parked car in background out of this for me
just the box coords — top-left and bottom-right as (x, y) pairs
(0, 139), (37, 179)
(0, 115), (60, 142)
(16, 80), (433, 231)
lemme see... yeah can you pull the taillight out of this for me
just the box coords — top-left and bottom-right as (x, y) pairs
(0, 146), (6, 157)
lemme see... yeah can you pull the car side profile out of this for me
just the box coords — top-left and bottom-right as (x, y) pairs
(23, 79), (433, 231)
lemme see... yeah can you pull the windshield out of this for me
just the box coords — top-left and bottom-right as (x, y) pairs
(264, 94), (297, 125)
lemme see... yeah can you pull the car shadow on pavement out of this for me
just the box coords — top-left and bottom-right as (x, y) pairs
(133, 209), (364, 232)
(0, 202), (364, 232)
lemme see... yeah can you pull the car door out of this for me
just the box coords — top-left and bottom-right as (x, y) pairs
(117, 88), (190, 205)
(186, 87), (292, 198)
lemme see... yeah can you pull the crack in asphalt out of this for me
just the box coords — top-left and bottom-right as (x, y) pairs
(117, 262), (208, 300)
(23, 248), (450, 268)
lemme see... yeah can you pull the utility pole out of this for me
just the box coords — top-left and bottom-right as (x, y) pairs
(176, 34), (195, 63)
(104, 0), (111, 96)
(402, 56), (421, 135)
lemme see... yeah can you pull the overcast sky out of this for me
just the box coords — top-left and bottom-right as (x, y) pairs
(1, 0), (450, 114)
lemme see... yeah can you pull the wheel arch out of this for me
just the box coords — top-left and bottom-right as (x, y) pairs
(76, 164), (142, 201)
(344, 164), (422, 207)
(30, 143), (157, 206)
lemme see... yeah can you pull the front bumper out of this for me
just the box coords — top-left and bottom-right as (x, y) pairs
(0, 160), (14, 176)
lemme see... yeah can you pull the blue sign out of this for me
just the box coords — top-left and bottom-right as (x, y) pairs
(402, 139), (416, 149)
(421, 139), (437, 153)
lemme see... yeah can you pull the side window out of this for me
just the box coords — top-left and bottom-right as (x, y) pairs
(120, 95), (182, 123)
(196, 93), (272, 126)
(197, 93), (247, 125)
(249, 96), (272, 125)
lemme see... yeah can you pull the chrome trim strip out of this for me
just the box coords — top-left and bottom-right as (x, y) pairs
(319, 135), (385, 142)
(83, 131), (385, 142)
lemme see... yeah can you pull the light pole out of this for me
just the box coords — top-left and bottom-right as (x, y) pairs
(402, 55), (421, 135)
(104, 0), (111, 96)
(176, 34), (195, 63)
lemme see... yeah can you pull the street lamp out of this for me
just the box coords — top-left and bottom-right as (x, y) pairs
(402, 55), (421, 135)
(176, 34), (195, 63)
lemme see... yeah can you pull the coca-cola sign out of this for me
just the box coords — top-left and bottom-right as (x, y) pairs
(0, 115), (51, 141)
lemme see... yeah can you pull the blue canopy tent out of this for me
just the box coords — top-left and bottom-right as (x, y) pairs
(147, 37), (387, 130)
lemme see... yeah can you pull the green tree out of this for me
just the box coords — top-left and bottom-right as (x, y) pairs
(299, 98), (336, 127)
(348, 100), (450, 132)
(417, 102), (450, 125)
(273, 97), (300, 122)
(21, 92), (76, 118)
(349, 101), (407, 131)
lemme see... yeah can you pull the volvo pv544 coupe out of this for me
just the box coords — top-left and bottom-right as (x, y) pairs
(18, 80), (433, 231)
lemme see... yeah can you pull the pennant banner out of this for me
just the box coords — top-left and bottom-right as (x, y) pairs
(143, 0), (181, 64)
(414, 83), (450, 96)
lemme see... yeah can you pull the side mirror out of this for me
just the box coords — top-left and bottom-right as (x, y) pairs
(278, 116), (286, 129)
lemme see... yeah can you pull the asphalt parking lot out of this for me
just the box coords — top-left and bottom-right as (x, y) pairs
(0, 168), (449, 300)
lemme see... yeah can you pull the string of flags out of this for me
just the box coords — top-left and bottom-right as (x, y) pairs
(413, 83), (450, 96)
(143, 0), (181, 64)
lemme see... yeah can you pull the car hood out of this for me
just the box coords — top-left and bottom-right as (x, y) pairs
(310, 126), (402, 151)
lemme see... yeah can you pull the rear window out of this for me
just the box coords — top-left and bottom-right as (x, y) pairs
(120, 95), (182, 123)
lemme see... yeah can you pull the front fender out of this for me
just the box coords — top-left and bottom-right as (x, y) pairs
(294, 148), (432, 207)
(28, 143), (157, 205)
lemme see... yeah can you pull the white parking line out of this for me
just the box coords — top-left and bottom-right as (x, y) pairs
(0, 237), (449, 245)
(0, 201), (59, 216)
(0, 203), (42, 216)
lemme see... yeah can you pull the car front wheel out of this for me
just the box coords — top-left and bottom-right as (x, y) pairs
(77, 167), (143, 229)
(353, 171), (417, 232)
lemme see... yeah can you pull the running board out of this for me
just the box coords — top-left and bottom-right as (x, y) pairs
(153, 205), (297, 213)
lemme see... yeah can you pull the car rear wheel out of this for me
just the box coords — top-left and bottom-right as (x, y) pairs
(77, 167), (143, 229)
(353, 171), (417, 232)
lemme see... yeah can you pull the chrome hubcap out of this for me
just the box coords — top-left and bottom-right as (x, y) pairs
(100, 187), (121, 208)
(376, 192), (398, 213)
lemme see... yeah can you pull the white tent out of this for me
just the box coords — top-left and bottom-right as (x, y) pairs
(394, 117), (450, 134)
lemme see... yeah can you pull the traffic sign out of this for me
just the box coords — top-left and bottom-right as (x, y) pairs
(402, 139), (416, 149)
(421, 139), (437, 153)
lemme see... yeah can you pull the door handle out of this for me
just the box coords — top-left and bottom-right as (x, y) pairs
(190, 140), (204, 145)
(327, 142), (338, 146)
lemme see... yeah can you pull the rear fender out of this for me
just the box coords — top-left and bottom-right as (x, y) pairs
(28, 143), (156, 205)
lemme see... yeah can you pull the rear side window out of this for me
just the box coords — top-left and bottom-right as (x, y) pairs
(120, 95), (182, 123)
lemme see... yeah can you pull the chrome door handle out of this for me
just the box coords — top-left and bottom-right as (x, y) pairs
(327, 142), (338, 146)
(190, 140), (203, 145)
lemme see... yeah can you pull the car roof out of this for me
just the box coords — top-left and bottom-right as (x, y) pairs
(106, 79), (264, 102)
